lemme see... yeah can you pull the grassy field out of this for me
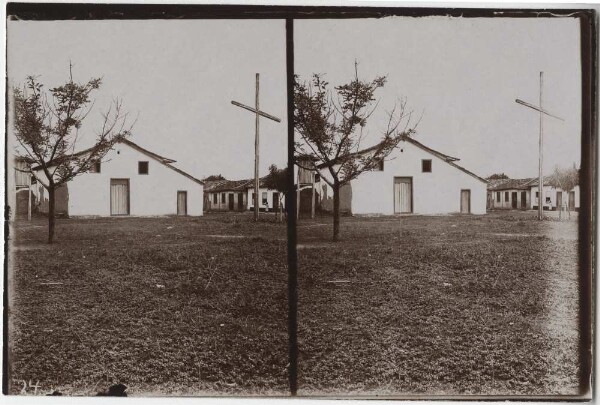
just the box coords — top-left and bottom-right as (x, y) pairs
(8, 213), (289, 396)
(8, 210), (581, 397)
(296, 211), (580, 396)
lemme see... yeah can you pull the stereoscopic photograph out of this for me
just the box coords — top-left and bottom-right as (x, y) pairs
(3, 3), (594, 401)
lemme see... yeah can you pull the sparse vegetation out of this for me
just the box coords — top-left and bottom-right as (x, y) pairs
(297, 211), (579, 395)
(8, 213), (288, 395)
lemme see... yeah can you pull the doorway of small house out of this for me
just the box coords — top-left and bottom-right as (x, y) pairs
(177, 191), (187, 216)
(511, 191), (518, 209)
(460, 189), (471, 213)
(110, 179), (130, 216)
(228, 193), (234, 211)
(556, 191), (563, 211)
(238, 192), (244, 211)
(394, 177), (412, 214)
(273, 192), (280, 212)
(521, 191), (527, 209)
(569, 191), (575, 209)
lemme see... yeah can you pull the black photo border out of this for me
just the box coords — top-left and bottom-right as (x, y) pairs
(3, 3), (596, 400)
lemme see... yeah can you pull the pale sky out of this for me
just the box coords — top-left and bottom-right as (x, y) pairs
(7, 17), (583, 181)
(7, 19), (287, 180)
(295, 17), (582, 179)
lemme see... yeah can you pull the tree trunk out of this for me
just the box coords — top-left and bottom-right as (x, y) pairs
(332, 182), (340, 242)
(48, 185), (56, 244)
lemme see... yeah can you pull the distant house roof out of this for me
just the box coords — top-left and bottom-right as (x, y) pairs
(307, 135), (486, 184)
(488, 178), (535, 191)
(204, 177), (271, 193)
(32, 138), (204, 186)
(487, 176), (560, 191)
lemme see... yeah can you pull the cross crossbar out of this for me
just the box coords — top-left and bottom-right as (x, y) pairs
(515, 99), (564, 121)
(231, 100), (281, 122)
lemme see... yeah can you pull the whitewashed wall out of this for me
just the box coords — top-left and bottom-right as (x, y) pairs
(246, 187), (284, 211)
(316, 139), (487, 215)
(530, 185), (580, 210)
(490, 189), (530, 210)
(35, 143), (203, 216)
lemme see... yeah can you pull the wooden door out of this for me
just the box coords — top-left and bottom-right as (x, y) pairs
(556, 191), (562, 210)
(110, 179), (129, 216)
(228, 193), (234, 210)
(177, 191), (187, 216)
(511, 192), (518, 209)
(460, 189), (471, 213)
(521, 191), (527, 209)
(569, 191), (575, 209)
(238, 193), (244, 211)
(394, 177), (412, 213)
(273, 192), (279, 211)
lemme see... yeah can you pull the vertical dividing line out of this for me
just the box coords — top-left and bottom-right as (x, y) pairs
(578, 12), (594, 398)
(285, 18), (298, 397)
(538, 71), (544, 221)
(255, 73), (260, 222)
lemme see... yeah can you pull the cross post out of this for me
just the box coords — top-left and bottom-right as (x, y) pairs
(232, 73), (281, 221)
(515, 71), (564, 220)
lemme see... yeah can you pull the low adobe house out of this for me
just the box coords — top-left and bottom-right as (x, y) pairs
(204, 177), (284, 213)
(487, 177), (580, 211)
(296, 136), (488, 215)
(32, 139), (204, 217)
(487, 178), (535, 210)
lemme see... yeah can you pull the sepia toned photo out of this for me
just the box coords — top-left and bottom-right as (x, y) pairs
(3, 3), (595, 401)
(6, 17), (290, 396)
(293, 15), (590, 397)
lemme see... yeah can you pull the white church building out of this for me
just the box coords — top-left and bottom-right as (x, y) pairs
(296, 136), (488, 216)
(31, 139), (204, 217)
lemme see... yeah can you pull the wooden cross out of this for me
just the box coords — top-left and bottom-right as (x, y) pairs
(231, 73), (281, 221)
(516, 71), (564, 220)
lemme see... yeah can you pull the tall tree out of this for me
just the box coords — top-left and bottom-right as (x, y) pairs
(203, 174), (227, 181)
(549, 164), (579, 217)
(294, 63), (418, 241)
(487, 173), (509, 180)
(262, 164), (289, 222)
(13, 66), (133, 243)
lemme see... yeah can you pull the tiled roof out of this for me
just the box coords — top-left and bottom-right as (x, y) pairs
(205, 177), (269, 193)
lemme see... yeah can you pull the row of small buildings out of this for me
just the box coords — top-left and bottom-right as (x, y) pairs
(9, 135), (579, 218)
(487, 177), (580, 211)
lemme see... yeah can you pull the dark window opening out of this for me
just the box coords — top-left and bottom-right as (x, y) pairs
(221, 193), (226, 203)
(422, 159), (432, 173)
(505, 191), (509, 201)
(138, 161), (149, 175)
(262, 192), (268, 206)
(213, 194), (217, 204)
(90, 160), (101, 173)
(314, 173), (321, 182)
(496, 192), (500, 202)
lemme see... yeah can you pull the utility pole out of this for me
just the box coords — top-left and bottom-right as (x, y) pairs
(231, 74), (281, 221)
(515, 71), (564, 220)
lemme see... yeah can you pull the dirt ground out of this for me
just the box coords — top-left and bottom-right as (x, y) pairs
(7, 210), (583, 397)
(296, 210), (581, 396)
(8, 213), (289, 396)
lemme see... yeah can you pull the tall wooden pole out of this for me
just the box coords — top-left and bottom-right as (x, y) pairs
(538, 71), (544, 221)
(254, 73), (260, 222)
(311, 177), (315, 219)
(27, 184), (32, 221)
(296, 172), (300, 219)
